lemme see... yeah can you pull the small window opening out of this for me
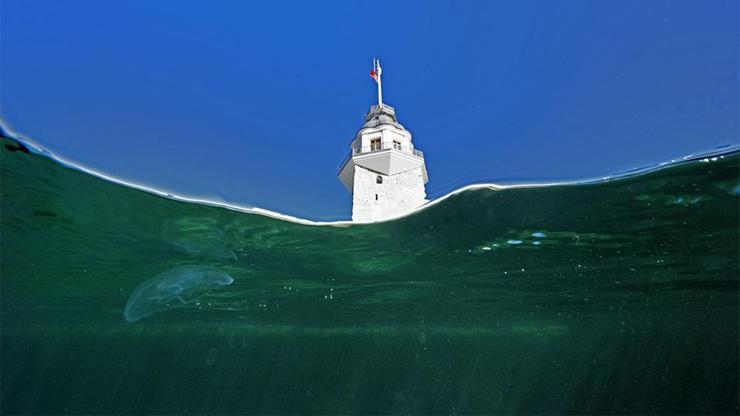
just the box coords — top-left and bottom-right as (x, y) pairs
(370, 138), (382, 151)
(375, 194), (378, 201)
(376, 175), (383, 184)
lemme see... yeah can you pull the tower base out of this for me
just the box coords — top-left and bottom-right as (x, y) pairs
(352, 165), (427, 222)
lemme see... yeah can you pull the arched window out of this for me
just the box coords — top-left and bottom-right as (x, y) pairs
(376, 175), (383, 184)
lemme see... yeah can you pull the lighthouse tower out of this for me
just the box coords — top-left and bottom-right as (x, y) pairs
(338, 59), (429, 222)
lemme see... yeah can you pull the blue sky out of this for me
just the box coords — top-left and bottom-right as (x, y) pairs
(2, 0), (738, 220)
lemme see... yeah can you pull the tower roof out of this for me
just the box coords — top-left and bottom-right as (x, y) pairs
(362, 103), (405, 130)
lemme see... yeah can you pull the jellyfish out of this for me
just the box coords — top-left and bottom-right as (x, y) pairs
(124, 265), (234, 322)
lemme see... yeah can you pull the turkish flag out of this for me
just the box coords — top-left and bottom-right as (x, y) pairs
(370, 70), (377, 80)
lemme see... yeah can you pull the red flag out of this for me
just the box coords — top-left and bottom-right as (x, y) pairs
(370, 69), (377, 80)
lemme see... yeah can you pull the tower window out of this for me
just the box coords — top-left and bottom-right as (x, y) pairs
(370, 138), (381, 151)
(376, 175), (383, 184)
(375, 194), (378, 201)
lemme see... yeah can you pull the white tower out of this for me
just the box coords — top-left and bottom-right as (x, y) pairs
(338, 59), (429, 222)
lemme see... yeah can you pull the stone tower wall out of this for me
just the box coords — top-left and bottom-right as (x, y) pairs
(352, 165), (427, 222)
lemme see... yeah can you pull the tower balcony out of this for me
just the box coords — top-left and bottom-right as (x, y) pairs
(354, 143), (424, 158)
(338, 142), (424, 174)
(338, 140), (428, 191)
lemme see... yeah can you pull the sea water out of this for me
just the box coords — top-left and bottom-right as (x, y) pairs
(1, 134), (738, 414)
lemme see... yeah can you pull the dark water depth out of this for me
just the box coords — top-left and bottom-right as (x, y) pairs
(1, 136), (739, 414)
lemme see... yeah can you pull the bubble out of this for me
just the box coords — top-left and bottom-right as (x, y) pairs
(531, 232), (546, 238)
(124, 265), (234, 322)
(205, 348), (219, 366)
(507, 240), (523, 245)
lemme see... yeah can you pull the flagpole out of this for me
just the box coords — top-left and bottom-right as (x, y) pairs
(376, 59), (383, 107)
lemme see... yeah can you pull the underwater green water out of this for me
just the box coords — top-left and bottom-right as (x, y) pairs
(1, 135), (739, 414)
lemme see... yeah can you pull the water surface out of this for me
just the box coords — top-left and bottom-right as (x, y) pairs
(2, 135), (738, 414)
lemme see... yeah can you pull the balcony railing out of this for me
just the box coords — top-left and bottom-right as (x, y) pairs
(338, 143), (424, 174)
(353, 143), (424, 157)
(369, 103), (396, 116)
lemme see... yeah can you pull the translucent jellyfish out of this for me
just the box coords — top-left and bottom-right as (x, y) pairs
(124, 265), (234, 322)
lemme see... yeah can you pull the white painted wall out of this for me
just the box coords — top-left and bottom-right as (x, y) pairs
(352, 125), (415, 155)
(352, 165), (427, 222)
